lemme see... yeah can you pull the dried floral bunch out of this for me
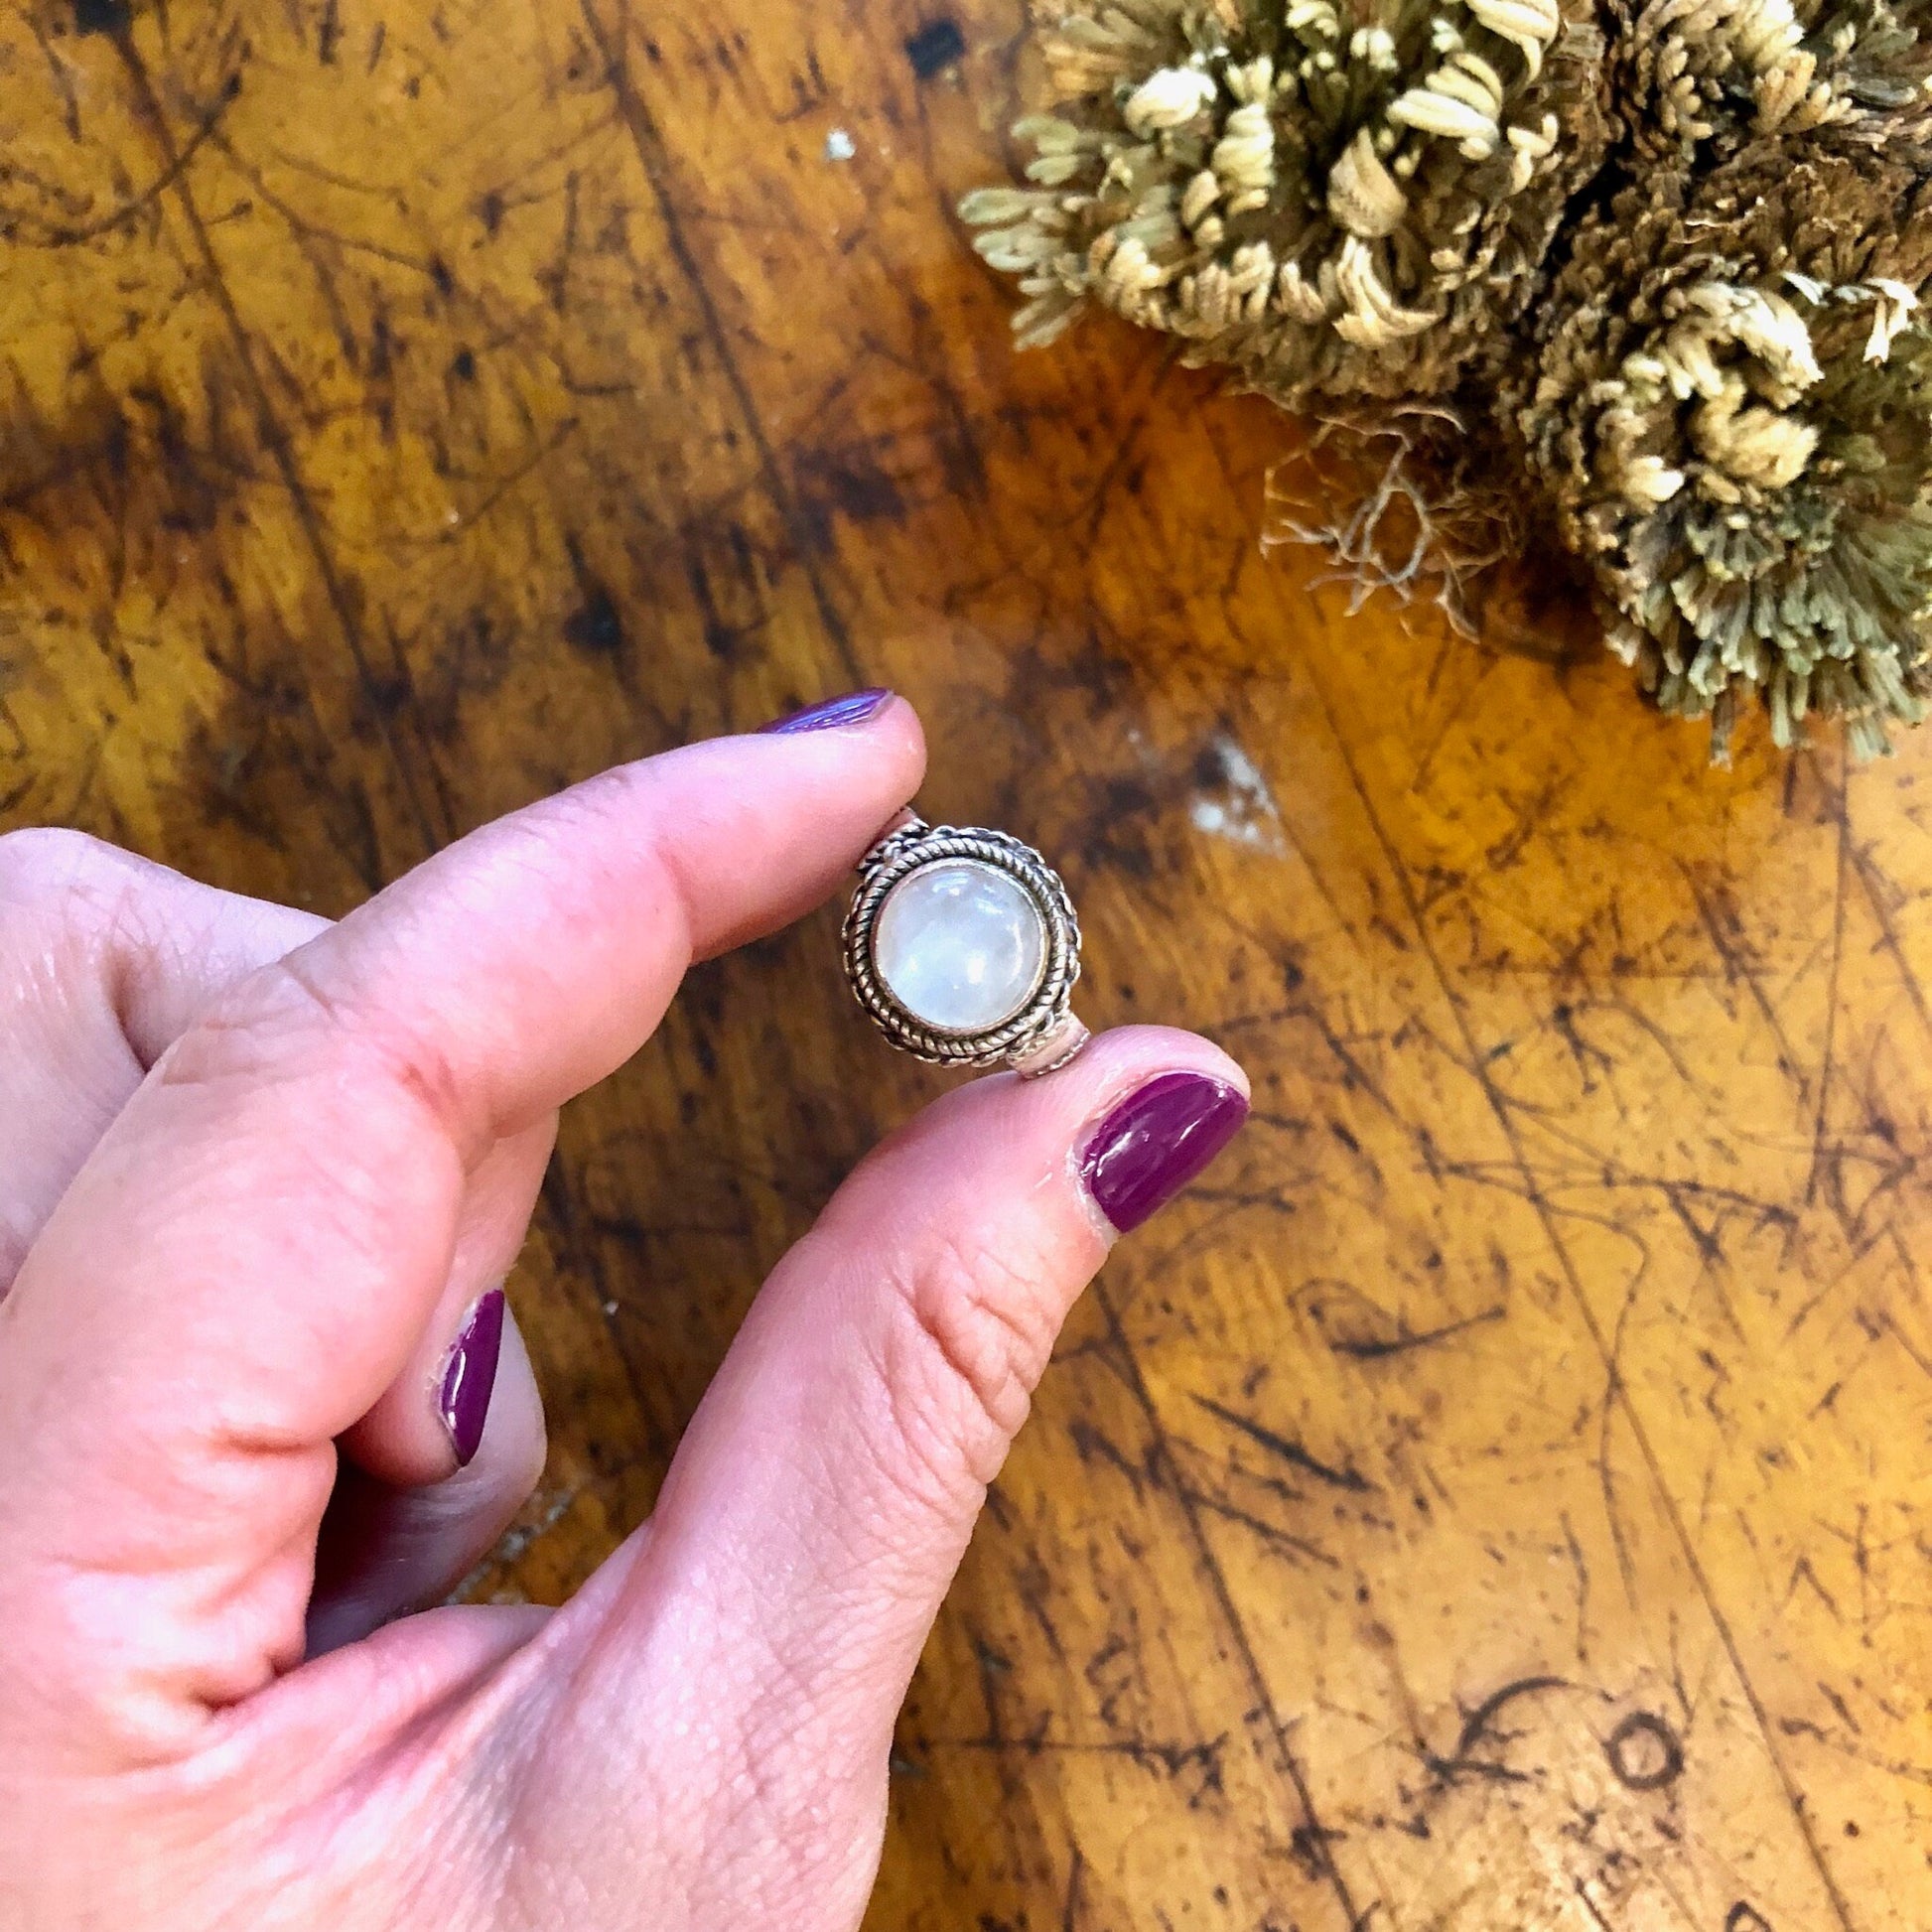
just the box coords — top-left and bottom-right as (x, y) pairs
(962, 0), (1932, 756)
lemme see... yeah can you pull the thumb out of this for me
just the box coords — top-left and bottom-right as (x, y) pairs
(534, 1027), (1248, 1922)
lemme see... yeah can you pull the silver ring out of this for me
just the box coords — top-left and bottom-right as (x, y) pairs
(843, 813), (1089, 1077)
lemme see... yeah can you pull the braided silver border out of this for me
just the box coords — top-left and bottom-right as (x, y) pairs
(843, 816), (1082, 1069)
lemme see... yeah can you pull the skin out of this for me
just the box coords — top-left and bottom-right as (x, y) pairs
(0, 698), (1246, 1931)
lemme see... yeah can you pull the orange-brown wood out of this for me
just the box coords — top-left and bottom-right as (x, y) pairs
(1, 2), (1927, 1924)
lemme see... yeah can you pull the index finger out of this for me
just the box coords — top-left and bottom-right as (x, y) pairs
(0, 698), (923, 1756)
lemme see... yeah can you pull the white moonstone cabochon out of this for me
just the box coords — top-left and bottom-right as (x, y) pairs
(873, 859), (1048, 1034)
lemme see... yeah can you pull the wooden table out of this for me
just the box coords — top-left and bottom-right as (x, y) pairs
(3, 1), (1928, 1924)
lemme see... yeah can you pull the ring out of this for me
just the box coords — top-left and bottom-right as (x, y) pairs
(843, 813), (1089, 1077)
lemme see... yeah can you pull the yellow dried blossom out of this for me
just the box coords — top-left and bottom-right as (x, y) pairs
(963, 0), (1932, 757)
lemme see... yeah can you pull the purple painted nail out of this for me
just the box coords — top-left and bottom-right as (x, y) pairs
(759, 687), (892, 735)
(439, 1289), (505, 1467)
(1079, 1071), (1249, 1234)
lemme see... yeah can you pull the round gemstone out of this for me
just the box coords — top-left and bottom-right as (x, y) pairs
(873, 859), (1048, 1035)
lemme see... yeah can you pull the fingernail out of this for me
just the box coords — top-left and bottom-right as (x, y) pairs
(1079, 1071), (1249, 1234)
(439, 1289), (505, 1467)
(759, 687), (892, 735)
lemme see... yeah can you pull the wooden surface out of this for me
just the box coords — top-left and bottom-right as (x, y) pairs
(1, 1), (1929, 1924)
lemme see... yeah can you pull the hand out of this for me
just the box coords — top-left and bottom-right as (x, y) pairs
(0, 699), (1248, 1931)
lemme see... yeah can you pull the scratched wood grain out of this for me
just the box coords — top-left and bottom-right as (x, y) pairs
(1, 0), (1928, 1925)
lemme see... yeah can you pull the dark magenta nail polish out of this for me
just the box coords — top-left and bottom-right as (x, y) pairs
(759, 687), (892, 735)
(440, 1289), (505, 1467)
(1079, 1071), (1249, 1234)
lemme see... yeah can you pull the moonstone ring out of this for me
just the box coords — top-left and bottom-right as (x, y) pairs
(843, 814), (1088, 1076)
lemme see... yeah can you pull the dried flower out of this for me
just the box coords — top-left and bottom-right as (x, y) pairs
(963, 0), (1932, 757)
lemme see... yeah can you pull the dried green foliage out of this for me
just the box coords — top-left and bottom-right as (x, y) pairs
(963, 0), (1932, 756)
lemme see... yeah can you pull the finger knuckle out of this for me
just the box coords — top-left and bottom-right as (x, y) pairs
(885, 1227), (1063, 1487)
(163, 953), (470, 1146)
(0, 826), (134, 925)
(0, 832), (156, 1024)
